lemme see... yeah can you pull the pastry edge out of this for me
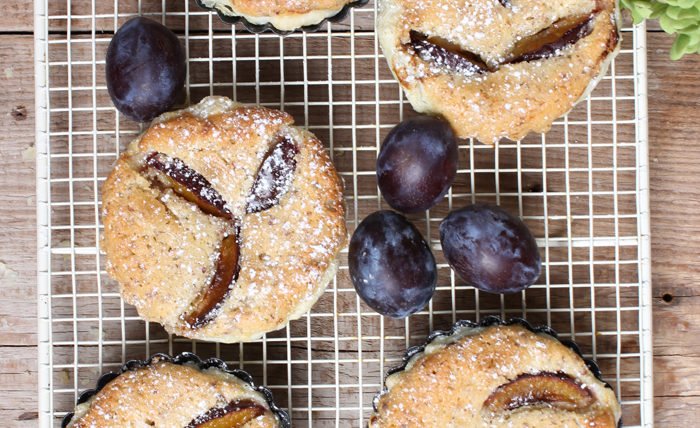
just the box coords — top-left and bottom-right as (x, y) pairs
(199, 0), (347, 31)
(370, 318), (622, 427)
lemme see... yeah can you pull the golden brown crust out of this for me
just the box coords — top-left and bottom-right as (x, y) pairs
(370, 324), (621, 427)
(199, 0), (353, 30)
(69, 361), (278, 427)
(377, 0), (621, 143)
(102, 96), (347, 343)
(230, 0), (349, 16)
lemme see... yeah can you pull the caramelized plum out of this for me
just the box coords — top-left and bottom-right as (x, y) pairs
(186, 400), (267, 428)
(483, 372), (594, 413)
(506, 15), (594, 64)
(106, 17), (186, 122)
(246, 137), (299, 214)
(145, 152), (232, 219)
(348, 211), (436, 318)
(439, 204), (541, 294)
(408, 31), (490, 75)
(377, 116), (458, 213)
(183, 233), (240, 328)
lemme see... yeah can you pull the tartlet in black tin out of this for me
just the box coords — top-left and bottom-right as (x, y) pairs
(370, 317), (622, 427)
(195, 0), (368, 34)
(62, 352), (290, 428)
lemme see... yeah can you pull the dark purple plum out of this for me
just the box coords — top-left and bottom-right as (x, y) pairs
(348, 210), (436, 318)
(106, 17), (186, 122)
(440, 204), (541, 294)
(377, 116), (458, 213)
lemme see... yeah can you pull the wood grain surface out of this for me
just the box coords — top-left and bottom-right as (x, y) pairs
(0, 1), (698, 426)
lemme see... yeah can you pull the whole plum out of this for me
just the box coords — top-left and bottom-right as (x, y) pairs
(440, 204), (541, 294)
(348, 210), (436, 318)
(106, 17), (186, 122)
(377, 116), (457, 213)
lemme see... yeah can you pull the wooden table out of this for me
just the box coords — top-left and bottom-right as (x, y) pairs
(1, 2), (698, 426)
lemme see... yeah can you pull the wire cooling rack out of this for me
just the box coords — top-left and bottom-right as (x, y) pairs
(35, 0), (653, 426)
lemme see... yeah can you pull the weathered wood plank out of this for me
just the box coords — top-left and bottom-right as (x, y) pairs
(0, 33), (38, 428)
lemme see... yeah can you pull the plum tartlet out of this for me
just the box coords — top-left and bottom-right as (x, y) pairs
(377, 0), (621, 143)
(196, 0), (368, 33)
(62, 353), (289, 427)
(370, 318), (622, 427)
(101, 96), (347, 343)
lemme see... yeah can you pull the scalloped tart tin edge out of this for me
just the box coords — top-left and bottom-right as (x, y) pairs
(194, 0), (369, 35)
(371, 316), (618, 422)
(61, 352), (291, 428)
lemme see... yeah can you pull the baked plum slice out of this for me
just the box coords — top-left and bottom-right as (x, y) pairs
(246, 136), (299, 214)
(407, 13), (596, 74)
(145, 152), (232, 219)
(506, 14), (595, 64)
(183, 232), (241, 328)
(186, 399), (268, 428)
(483, 372), (594, 413)
(408, 30), (490, 75)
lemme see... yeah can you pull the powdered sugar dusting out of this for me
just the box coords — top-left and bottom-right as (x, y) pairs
(102, 96), (347, 343)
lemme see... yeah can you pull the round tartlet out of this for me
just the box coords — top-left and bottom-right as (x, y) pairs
(196, 0), (368, 33)
(63, 353), (290, 428)
(101, 96), (347, 343)
(377, 0), (621, 143)
(370, 318), (622, 427)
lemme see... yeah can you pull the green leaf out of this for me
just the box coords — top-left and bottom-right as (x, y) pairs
(671, 34), (690, 59)
(620, 0), (700, 59)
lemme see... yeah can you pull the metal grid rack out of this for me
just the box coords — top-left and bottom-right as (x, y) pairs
(35, 0), (653, 426)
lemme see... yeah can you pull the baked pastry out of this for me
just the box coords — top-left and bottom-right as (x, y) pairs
(370, 318), (622, 427)
(377, 0), (621, 143)
(196, 0), (368, 32)
(102, 96), (347, 343)
(63, 353), (289, 427)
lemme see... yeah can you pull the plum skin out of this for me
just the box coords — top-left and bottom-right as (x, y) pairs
(377, 116), (458, 213)
(439, 204), (541, 294)
(348, 210), (437, 318)
(106, 17), (186, 122)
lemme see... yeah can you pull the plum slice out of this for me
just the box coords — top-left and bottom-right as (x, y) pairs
(145, 152), (232, 219)
(505, 14), (595, 64)
(408, 30), (490, 76)
(483, 372), (594, 413)
(246, 136), (299, 214)
(183, 232), (240, 328)
(186, 399), (267, 428)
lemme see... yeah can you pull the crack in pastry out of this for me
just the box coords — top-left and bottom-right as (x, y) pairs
(246, 136), (299, 214)
(378, 0), (621, 143)
(185, 399), (269, 428)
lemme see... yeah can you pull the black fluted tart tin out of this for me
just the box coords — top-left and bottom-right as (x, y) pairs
(61, 352), (291, 428)
(372, 316), (618, 422)
(194, 0), (369, 35)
